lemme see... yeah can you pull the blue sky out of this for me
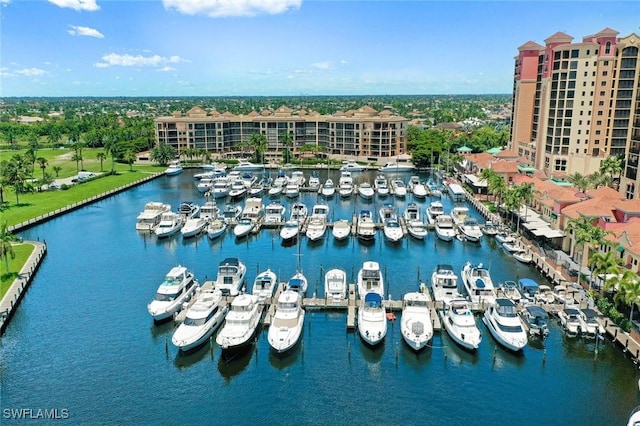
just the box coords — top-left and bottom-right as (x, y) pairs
(1, 0), (638, 97)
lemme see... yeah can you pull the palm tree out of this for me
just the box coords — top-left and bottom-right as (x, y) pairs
(0, 222), (20, 273)
(566, 216), (612, 267)
(611, 270), (640, 322)
(589, 250), (623, 292)
(124, 149), (136, 171)
(1, 154), (30, 204)
(52, 165), (62, 177)
(71, 152), (82, 173)
(103, 134), (119, 173)
(151, 143), (175, 166)
(600, 155), (623, 189)
(280, 131), (293, 164)
(96, 152), (107, 172)
(36, 157), (48, 178)
(567, 172), (592, 193)
(248, 133), (268, 164)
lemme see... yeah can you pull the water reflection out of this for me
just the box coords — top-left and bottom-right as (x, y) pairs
(174, 341), (214, 369)
(149, 319), (175, 340)
(359, 339), (385, 363)
(268, 340), (302, 370)
(218, 344), (255, 383)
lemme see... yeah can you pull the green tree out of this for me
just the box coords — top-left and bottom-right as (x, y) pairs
(36, 157), (48, 178)
(96, 152), (107, 172)
(103, 134), (120, 172)
(1, 154), (30, 204)
(589, 250), (623, 292)
(280, 131), (293, 164)
(600, 156), (623, 189)
(0, 222), (20, 273)
(567, 172), (592, 193)
(124, 149), (136, 171)
(611, 270), (640, 321)
(248, 133), (268, 164)
(52, 165), (62, 177)
(71, 152), (82, 173)
(151, 143), (175, 166)
(566, 216), (611, 267)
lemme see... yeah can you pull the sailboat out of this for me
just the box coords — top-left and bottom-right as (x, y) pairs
(286, 225), (308, 295)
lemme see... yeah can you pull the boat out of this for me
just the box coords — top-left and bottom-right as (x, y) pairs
(284, 182), (300, 199)
(579, 308), (604, 339)
(210, 178), (231, 199)
(383, 217), (404, 243)
(431, 264), (462, 306)
(267, 290), (305, 354)
(357, 182), (375, 200)
(241, 172), (258, 189)
(215, 257), (247, 296)
(321, 179), (336, 198)
(558, 307), (582, 337)
(216, 293), (262, 354)
(234, 160), (264, 171)
(390, 179), (407, 198)
(233, 197), (264, 238)
(482, 221), (499, 236)
(268, 183), (284, 198)
(357, 261), (384, 299)
(199, 200), (220, 220)
(379, 204), (396, 223)
(401, 292), (433, 351)
(403, 203), (420, 222)
(356, 210), (376, 242)
(222, 204), (242, 224)
(338, 171), (354, 198)
(136, 201), (171, 231)
(306, 204), (329, 241)
(264, 202), (286, 224)
(324, 268), (347, 302)
(461, 262), (496, 306)
(280, 219), (301, 242)
(497, 280), (522, 304)
(172, 286), (227, 352)
(458, 218), (483, 242)
(340, 161), (366, 172)
(358, 292), (387, 346)
(228, 180), (248, 200)
(290, 202), (308, 223)
(495, 231), (516, 244)
(178, 201), (200, 221)
(628, 406), (640, 426)
(252, 268), (277, 303)
(520, 305), (550, 339)
(483, 298), (528, 351)
(407, 219), (428, 240)
(408, 176), (427, 199)
(193, 170), (216, 180)
(248, 182), (264, 197)
(206, 218), (227, 240)
(426, 201), (445, 224)
(427, 179), (442, 197)
(290, 170), (306, 186)
(308, 171), (320, 191)
(441, 298), (482, 351)
(233, 217), (255, 238)
(553, 284), (580, 307)
(332, 219), (351, 241)
(196, 177), (215, 193)
(534, 284), (556, 305)
(379, 162), (415, 173)
(512, 249), (532, 264)
(435, 215), (456, 241)
(286, 271), (308, 295)
(451, 206), (469, 226)
(181, 216), (208, 238)
(502, 241), (521, 253)
(374, 175), (389, 197)
(154, 212), (183, 238)
(147, 265), (198, 322)
(164, 160), (183, 176)
(269, 170), (288, 197)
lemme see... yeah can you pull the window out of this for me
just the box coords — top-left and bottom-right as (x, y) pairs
(601, 81), (607, 86)
(555, 159), (567, 171)
(603, 71), (608, 76)
(605, 41), (611, 55)
(604, 60), (609, 66)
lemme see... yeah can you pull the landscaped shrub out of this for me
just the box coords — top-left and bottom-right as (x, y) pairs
(60, 184), (69, 190)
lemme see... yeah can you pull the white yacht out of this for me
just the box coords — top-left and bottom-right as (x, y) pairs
(172, 286), (227, 352)
(332, 219), (351, 241)
(435, 215), (456, 241)
(441, 298), (482, 351)
(234, 160), (264, 171)
(426, 201), (445, 224)
(228, 180), (248, 200)
(222, 204), (242, 224)
(164, 160), (183, 176)
(290, 170), (306, 186)
(451, 206), (469, 226)
(264, 202), (286, 225)
(358, 292), (387, 346)
(206, 218), (227, 240)
(338, 171), (354, 198)
(401, 292), (433, 351)
(458, 218), (483, 242)
(234, 197), (264, 238)
(356, 210), (376, 242)
(178, 201), (200, 221)
(284, 182), (300, 199)
(147, 266), (198, 322)
(321, 179), (336, 198)
(391, 179), (407, 198)
(136, 201), (171, 231)
(578, 308), (604, 338)
(210, 178), (231, 199)
(374, 175), (389, 197)
(558, 308), (582, 337)
(199, 201), (220, 221)
(154, 212), (183, 238)
(357, 182), (375, 200)
(407, 220), (428, 240)
(181, 217), (208, 238)
(403, 203), (420, 222)
(286, 271), (308, 296)
(495, 231), (515, 245)
(233, 217), (255, 238)
(280, 220), (301, 242)
(461, 262), (497, 306)
(357, 261), (384, 299)
(483, 298), (528, 351)
(383, 217), (404, 243)
(340, 161), (366, 172)
(306, 204), (329, 241)
(196, 177), (215, 193)
(379, 162), (415, 173)
(324, 268), (347, 302)
(308, 172), (320, 191)
(268, 290), (305, 354)
(408, 176), (427, 199)
(431, 264), (462, 306)
(268, 183), (284, 198)
(252, 268), (277, 303)
(482, 221), (499, 236)
(216, 293), (262, 353)
(215, 257), (247, 296)
(379, 204), (396, 223)
(513, 249), (532, 264)
(290, 202), (308, 223)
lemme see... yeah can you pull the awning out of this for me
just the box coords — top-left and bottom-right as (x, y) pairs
(464, 174), (487, 188)
(617, 246), (625, 253)
(531, 228), (565, 238)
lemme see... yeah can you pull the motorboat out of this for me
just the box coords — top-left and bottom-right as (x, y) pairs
(228, 180), (248, 200)
(379, 204), (396, 223)
(324, 268), (347, 302)
(579, 308), (604, 339)
(407, 220), (428, 239)
(268, 290), (305, 354)
(451, 206), (469, 226)
(216, 293), (262, 353)
(391, 179), (407, 198)
(483, 298), (528, 351)
(358, 292), (387, 346)
(340, 161), (366, 172)
(441, 298), (482, 351)
(383, 217), (404, 243)
(513, 249), (532, 264)
(210, 178), (231, 199)
(136, 201), (171, 231)
(306, 204), (329, 241)
(308, 171), (320, 191)
(206, 218), (227, 240)
(286, 271), (308, 296)
(178, 201), (200, 221)
(427, 179), (442, 197)
(290, 170), (306, 186)
(248, 183), (264, 197)
(357, 261), (384, 299)
(252, 268), (278, 303)
(172, 286), (227, 352)
(268, 184), (284, 198)
(147, 265), (198, 322)
(401, 292), (433, 351)
(154, 212), (183, 238)
(520, 305), (550, 339)
(558, 307), (582, 337)
(461, 262), (496, 306)
(497, 280), (522, 304)
(181, 217), (208, 238)
(234, 160), (264, 171)
(290, 202), (308, 223)
(356, 210), (376, 242)
(193, 170), (216, 180)
(321, 179), (335, 198)
(164, 160), (183, 176)
(233, 217), (255, 238)
(426, 201), (445, 224)
(553, 284), (579, 307)
(431, 264), (462, 306)
(264, 202), (286, 224)
(495, 231), (516, 244)
(379, 162), (415, 173)
(196, 177), (215, 193)
(408, 176), (427, 199)
(215, 257), (247, 296)
(199, 201), (220, 221)
(332, 219), (351, 241)
(284, 182), (300, 199)
(534, 285), (556, 305)
(222, 204), (242, 224)
(458, 218), (483, 242)
(374, 175), (389, 197)
(338, 171), (354, 198)
(280, 220), (301, 242)
(502, 241), (521, 253)
(482, 221), (499, 236)
(241, 172), (258, 189)
(435, 215), (456, 242)
(357, 182), (375, 200)
(234, 197), (264, 238)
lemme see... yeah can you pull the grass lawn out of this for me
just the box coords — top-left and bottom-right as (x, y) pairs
(0, 244), (35, 300)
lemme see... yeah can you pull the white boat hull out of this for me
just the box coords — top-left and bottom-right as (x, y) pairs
(268, 311), (305, 353)
(172, 306), (228, 352)
(483, 314), (527, 351)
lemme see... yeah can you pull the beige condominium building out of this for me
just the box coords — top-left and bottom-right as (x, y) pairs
(509, 28), (640, 196)
(154, 104), (408, 162)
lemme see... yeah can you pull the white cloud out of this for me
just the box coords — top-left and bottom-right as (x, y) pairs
(15, 68), (48, 76)
(48, 0), (99, 12)
(68, 25), (104, 38)
(340, 59), (348, 65)
(163, 0), (301, 17)
(0, 0), (11, 5)
(94, 53), (187, 68)
(311, 61), (331, 70)
(157, 66), (175, 72)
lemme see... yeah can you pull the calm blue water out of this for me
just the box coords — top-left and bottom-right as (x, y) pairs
(1, 169), (637, 425)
